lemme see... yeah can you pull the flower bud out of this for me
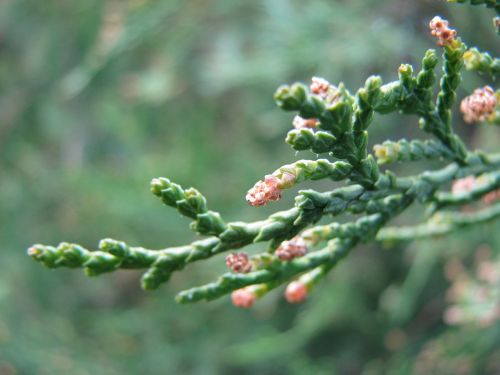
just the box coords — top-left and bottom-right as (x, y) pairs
(231, 288), (255, 308)
(429, 16), (457, 46)
(460, 86), (497, 123)
(225, 252), (252, 273)
(246, 175), (282, 207)
(310, 77), (340, 105)
(275, 237), (308, 261)
(285, 281), (308, 303)
(373, 143), (400, 164)
(463, 49), (482, 71)
(292, 115), (318, 129)
(452, 176), (476, 195)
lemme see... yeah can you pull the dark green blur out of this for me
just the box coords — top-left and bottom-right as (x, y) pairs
(0, 1), (498, 374)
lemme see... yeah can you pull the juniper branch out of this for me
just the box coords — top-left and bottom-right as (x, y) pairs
(27, 6), (500, 308)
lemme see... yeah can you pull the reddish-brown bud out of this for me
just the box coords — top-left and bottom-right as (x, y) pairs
(429, 16), (457, 46)
(225, 252), (252, 273)
(275, 237), (308, 261)
(310, 77), (331, 97)
(310, 76), (340, 104)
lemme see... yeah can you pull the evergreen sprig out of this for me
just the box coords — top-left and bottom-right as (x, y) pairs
(28, 5), (500, 308)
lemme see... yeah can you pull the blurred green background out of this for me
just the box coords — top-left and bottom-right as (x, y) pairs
(0, 0), (499, 374)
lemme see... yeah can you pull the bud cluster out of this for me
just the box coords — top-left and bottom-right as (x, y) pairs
(429, 16), (457, 46)
(460, 86), (497, 123)
(225, 252), (252, 273)
(310, 77), (340, 105)
(275, 237), (308, 261)
(246, 175), (283, 207)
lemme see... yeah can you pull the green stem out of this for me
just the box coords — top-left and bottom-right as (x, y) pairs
(377, 203), (500, 242)
(432, 170), (500, 209)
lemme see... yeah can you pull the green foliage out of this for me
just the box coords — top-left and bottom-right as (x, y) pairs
(27, 1), (500, 307)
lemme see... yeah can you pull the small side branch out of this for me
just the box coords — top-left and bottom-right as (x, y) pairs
(377, 203), (500, 242)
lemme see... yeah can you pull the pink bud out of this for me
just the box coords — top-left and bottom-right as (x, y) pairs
(460, 86), (497, 123)
(246, 175), (282, 207)
(285, 281), (308, 303)
(452, 176), (476, 195)
(231, 288), (255, 308)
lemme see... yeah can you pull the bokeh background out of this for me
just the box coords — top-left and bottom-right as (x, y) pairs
(0, 0), (499, 374)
